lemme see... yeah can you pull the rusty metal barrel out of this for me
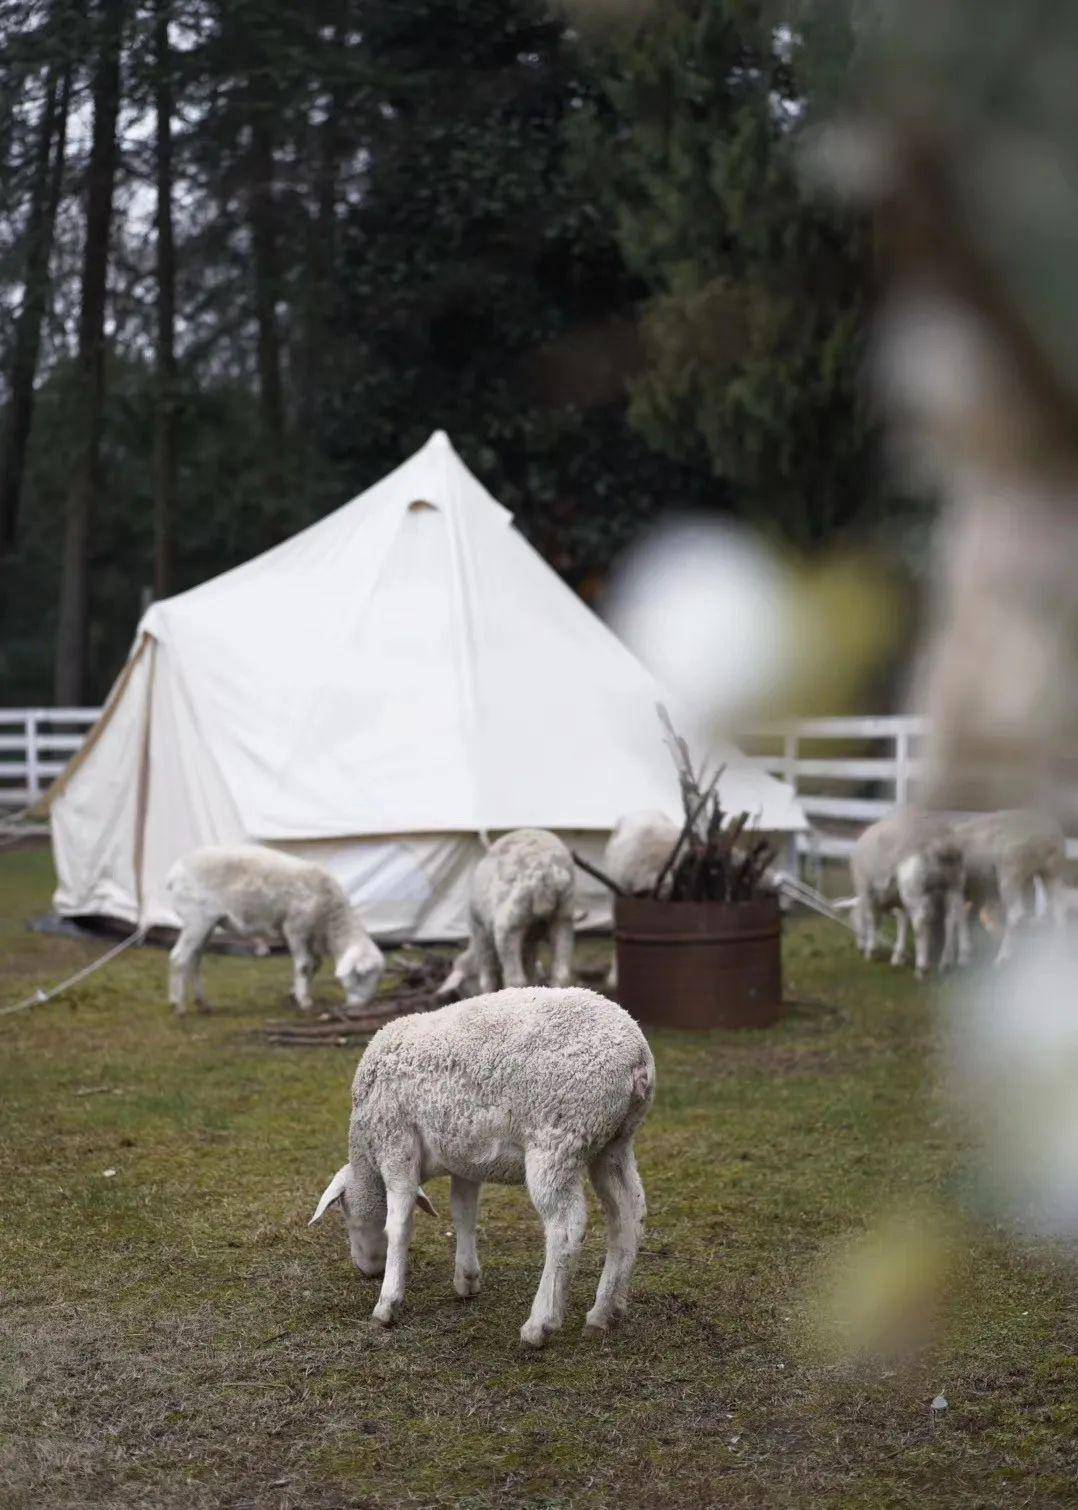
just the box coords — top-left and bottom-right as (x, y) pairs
(613, 896), (783, 1030)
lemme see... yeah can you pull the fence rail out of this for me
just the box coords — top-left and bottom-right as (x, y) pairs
(2, 707), (1075, 862)
(740, 714), (927, 858)
(0, 708), (99, 809)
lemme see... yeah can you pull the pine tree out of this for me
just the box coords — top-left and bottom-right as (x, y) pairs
(54, 0), (126, 703)
(327, 0), (715, 578)
(576, 1), (881, 545)
(0, 1), (75, 555)
(152, 0), (177, 598)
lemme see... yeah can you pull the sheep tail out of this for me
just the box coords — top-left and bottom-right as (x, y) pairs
(631, 1061), (653, 1104)
(613, 1057), (655, 1145)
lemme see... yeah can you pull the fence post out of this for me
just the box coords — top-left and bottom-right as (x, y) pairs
(783, 727), (799, 877)
(894, 725), (909, 809)
(782, 727), (797, 787)
(25, 710), (39, 804)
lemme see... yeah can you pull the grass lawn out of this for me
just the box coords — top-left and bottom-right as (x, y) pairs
(1, 843), (1075, 1508)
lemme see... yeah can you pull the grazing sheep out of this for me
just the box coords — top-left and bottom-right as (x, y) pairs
(601, 810), (679, 988)
(604, 810), (680, 896)
(437, 829), (575, 998)
(953, 810), (1067, 964)
(308, 986), (654, 1346)
(850, 811), (966, 978)
(166, 845), (384, 1014)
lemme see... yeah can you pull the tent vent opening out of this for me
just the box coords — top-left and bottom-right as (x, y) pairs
(408, 499), (439, 512)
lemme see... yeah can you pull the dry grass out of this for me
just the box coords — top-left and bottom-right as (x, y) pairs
(1, 843), (1076, 1508)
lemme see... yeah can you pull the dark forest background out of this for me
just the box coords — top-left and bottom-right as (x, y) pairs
(0, 0), (919, 705)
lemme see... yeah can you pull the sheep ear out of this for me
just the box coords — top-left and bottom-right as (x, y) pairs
(334, 946), (360, 981)
(415, 1188), (437, 1218)
(309, 1163), (350, 1225)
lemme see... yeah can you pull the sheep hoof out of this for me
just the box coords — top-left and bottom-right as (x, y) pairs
(371, 1299), (400, 1327)
(454, 1270), (481, 1299)
(584, 1304), (625, 1336)
(519, 1319), (551, 1349)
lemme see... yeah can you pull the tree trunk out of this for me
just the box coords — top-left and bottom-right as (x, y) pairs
(298, 17), (344, 483)
(54, 0), (125, 705)
(248, 111), (285, 520)
(152, 0), (177, 598)
(0, 50), (72, 555)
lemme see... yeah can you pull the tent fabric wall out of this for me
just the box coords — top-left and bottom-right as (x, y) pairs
(280, 830), (615, 942)
(48, 431), (807, 941)
(51, 639), (152, 925)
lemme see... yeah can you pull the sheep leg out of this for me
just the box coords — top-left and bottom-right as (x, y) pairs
(995, 870), (1028, 964)
(495, 918), (527, 990)
(585, 1140), (645, 1334)
(1046, 872), (1069, 933)
(283, 923), (317, 1011)
(951, 893), (973, 967)
(855, 893), (878, 961)
(890, 908), (909, 967)
(907, 901), (936, 979)
(520, 1152), (587, 1348)
(549, 911), (574, 988)
(939, 889), (964, 969)
(193, 954), (210, 1012)
(169, 920), (214, 1015)
(371, 1186), (416, 1327)
(472, 923), (500, 995)
(437, 944), (472, 999)
(522, 932), (542, 986)
(450, 1175), (482, 1299)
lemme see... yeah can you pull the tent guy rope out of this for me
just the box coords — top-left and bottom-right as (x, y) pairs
(2, 926), (147, 1018)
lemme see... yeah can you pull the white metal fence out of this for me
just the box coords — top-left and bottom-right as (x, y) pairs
(740, 715), (926, 861)
(0, 707), (932, 850)
(2, 707), (1074, 862)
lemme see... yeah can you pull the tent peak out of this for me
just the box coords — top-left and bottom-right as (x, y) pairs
(428, 429), (451, 448)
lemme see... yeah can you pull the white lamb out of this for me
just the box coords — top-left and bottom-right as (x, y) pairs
(437, 829), (575, 998)
(953, 810), (1067, 965)
(850, 811), (966, 978)
(604, 810), (680, 895)
(165, 845), (384, 1015)
(601, 810), (680, 988)
(308, 986), (654, 1347)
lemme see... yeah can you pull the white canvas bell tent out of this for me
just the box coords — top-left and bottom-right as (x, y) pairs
(47, 431), (806, 940)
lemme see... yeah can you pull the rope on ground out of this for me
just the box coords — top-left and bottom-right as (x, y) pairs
(1, 926), (148, 1019)
(0, 805), (39, 845)
(771, 870), (859, 934)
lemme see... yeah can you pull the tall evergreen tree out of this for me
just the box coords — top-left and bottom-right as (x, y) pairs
(151, 0), (178, 598)
(55, 0), (125, 703)
(328, 0), (715, 581)
(575, 1), (880, 544)
(0, 3), (74, 555)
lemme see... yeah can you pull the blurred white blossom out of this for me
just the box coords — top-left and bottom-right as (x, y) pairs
(606, 520), (799, 727)
(948, 935), (1078, 1236)
(607, 518), (899, 732)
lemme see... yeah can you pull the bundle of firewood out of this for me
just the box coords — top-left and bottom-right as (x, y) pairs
(575, 706), (776, 904)
(259, 950), (452, 1047)
(652, 707), (776, 903)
